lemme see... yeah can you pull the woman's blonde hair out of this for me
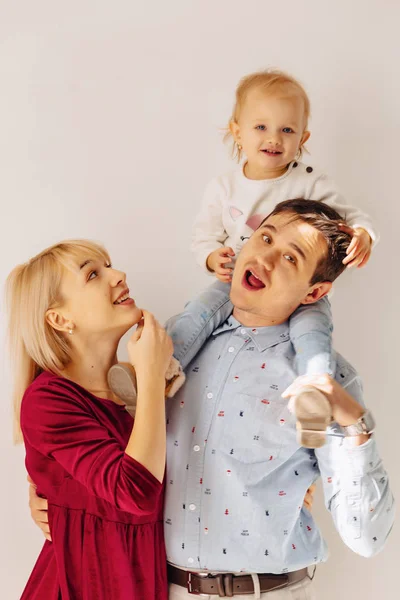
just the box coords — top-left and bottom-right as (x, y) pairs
(225, 69), (311, 162)
(6, 239), (110, 443)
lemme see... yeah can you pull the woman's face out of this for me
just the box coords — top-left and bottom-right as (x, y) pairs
(57, 256), (142, 341)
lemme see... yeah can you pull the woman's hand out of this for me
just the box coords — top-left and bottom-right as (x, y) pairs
(127, 310), (173, 379)
(27, 476), (51, 541)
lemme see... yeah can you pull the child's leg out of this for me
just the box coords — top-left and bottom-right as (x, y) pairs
(107, 281), (232, 405)
(289, 297), (335, 376)
(288, 297), (335, 449)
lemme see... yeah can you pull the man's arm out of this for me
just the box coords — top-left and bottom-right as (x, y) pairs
(166, 281), (233, 370)
(314, 375), (395, 557)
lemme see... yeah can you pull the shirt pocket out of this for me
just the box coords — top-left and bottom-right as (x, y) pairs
(217, 393), (297, 466)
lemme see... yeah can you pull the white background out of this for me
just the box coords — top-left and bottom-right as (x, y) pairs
(0, 1), (399, 598)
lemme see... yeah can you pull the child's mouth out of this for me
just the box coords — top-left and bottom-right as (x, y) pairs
(261, 149), (283, 156)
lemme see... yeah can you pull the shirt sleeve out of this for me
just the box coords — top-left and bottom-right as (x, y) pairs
(315, 375), (395, 557)
(191, 177), (229, 270)
(309, 172), (379, 245)
(165, 281), (233, 370)
(21, 380), (163, 515)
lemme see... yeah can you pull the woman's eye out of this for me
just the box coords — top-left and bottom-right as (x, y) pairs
(106, 263), (112, 269)
(282, 127), (294, 133)
(255, 125), (266, 131)
(284, 254), (296, 264)
(88, 270), (98, 280)
(262, 235), (271, 244)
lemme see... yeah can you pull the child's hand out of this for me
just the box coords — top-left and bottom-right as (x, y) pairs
(206, 247), (235, 282)
(340, 225), (372, 268)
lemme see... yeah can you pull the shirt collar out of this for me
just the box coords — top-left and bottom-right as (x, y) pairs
(212, 315), (290, 352)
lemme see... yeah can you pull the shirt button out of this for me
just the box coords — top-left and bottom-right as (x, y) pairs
(207, 392), (213, 399)
(241, 328), (247, 335)
(193, 445), (200, 452)
(228, 347), (235, 353)
(188, 557), (194, 564)
(189, 504), (196, 511)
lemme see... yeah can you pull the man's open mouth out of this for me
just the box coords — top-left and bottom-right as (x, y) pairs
(242, 269), (266, 291)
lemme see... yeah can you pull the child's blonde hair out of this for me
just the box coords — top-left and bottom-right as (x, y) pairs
(6, 239), (110, 443)
(225, 69), (311, 162)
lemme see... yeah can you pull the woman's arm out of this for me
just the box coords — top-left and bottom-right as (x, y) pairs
(22, 312), (172, 516)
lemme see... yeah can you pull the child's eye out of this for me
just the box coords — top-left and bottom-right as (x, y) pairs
(262, 234), (271, 244)
(106, 263), (112, 269)
(282, 127), (294, 133)
(255, 125), (266, 131)
(88, 270), (98, 280)
(283, 254), (296, 265)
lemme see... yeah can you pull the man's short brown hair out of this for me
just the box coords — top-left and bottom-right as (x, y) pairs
(262, 199), (352, 285)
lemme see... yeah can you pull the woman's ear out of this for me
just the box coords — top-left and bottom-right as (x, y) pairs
(46, 309), (72, 334)
(301, 281), (332, 305)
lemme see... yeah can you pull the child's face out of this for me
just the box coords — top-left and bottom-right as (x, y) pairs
(231, 88), (310, 177)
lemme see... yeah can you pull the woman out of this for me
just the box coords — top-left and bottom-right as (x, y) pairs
(11, 239), (317, 599)
(8, 240), (173, 599)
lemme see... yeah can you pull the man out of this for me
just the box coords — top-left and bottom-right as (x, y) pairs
(29, 200), (394, 598)
(163, 199), (394, 598)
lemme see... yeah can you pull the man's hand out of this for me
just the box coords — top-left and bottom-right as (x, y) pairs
(206, 247), (235, 282)
(340, 225), (372, 268)
(303, 483), (316, 511)
(28, 476), (51, 541)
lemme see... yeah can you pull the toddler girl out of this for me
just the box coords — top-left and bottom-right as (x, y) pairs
(191, 70), (377, 446)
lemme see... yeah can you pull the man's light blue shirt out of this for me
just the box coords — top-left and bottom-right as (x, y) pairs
(164, 283), (394, 574)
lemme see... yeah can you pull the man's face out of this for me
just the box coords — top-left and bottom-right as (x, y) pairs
(230, 212), (330, 325)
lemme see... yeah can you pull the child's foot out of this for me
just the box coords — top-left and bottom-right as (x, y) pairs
(107, 363), (137, 406)
(107, 358), (186, 410)
(290, 386), (333, 449)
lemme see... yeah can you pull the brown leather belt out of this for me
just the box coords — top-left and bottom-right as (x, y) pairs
(167, 564), (309, 596)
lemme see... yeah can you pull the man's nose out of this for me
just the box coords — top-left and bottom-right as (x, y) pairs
(261, 247), (279, 270)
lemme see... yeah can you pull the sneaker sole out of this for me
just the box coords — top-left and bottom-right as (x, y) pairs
(293, 387), (332, 449)
(107, 364), (137, 405)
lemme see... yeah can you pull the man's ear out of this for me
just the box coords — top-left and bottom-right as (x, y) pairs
(46, 309), (72, 334)
(229, 120), (241, 143)
(300, 281), (332, 305)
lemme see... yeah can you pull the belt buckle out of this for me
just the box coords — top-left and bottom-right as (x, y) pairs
(187, 572), (226, 596)
(187, 572), (210, 596)
(187, 572), (199, 595)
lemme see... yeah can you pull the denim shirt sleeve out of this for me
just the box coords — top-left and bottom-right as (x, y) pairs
(165, 281), (233, 370)
(315, 372), (395, 557)
(289, 296), (335, 376)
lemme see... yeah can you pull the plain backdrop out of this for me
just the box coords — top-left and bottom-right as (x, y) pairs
(0, 1), (399, 598)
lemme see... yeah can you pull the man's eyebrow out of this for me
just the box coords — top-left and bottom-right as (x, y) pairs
(79, 260), (93, 270)
(289, 242), (306, 262)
